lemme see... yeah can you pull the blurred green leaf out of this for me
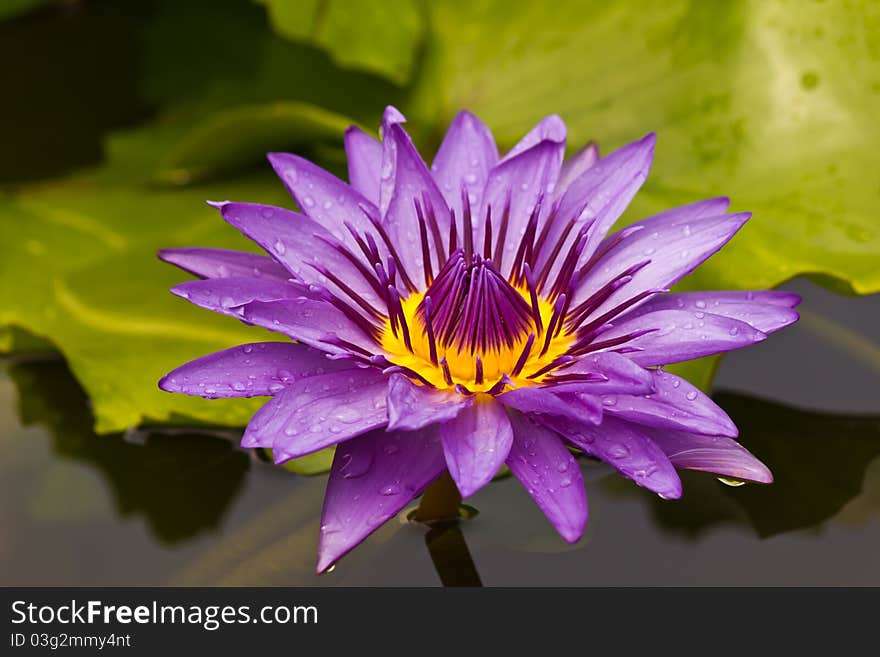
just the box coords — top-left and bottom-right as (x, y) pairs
(157, 101), (358, 185)
(255, 0), (424, 85)
(409, 0), (880, 296)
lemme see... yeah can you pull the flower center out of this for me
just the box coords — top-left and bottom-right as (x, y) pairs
(380, 251), (574, 392)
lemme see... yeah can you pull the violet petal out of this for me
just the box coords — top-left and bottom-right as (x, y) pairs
(159, 342), (350, 399)
(344, 126), (383, 205)
(317, 426), (446, 572)
(595, 308), (767, 366)
(537, 414), (682, 499)
(440, 396), (513, 497)
(158, 247), (289, 281)
(641, 427), (773, 483)
(386, 373), (473, 431)
(242, 368), (388, 457)
(505, 411), (588, 542)
(601, 369), (738, 437)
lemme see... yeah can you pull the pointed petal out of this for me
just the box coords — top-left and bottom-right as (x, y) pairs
(241, 368), (388, 456)
(317, 426), (446, 572)
(572, 211), (751, 317)
(159, 342), (348, 399)
(502, 114), (566, 162)
(266, 153), (381, 256)
(602, 369), (738, 437)
(549, 351), (655, 395)
(241, 298), (378, 354)
(440, 396), (513, 497)
(554, 142), (599, 200)
(378, 105), (408, 215)
(536, 415), (682, 498)
(383, 122), (453, 278)
(537, 134), (655, 286)
(386, 373), (473, 431)
(431, 110), (498, 226)
(171, 276), (306, 318)
(624, 290), (801, 334)
(344, 126), (382, 204)
(158, 247), (289, 281)
(641, 427), (773, 483)
(219, 202), (384, 311)
(498, 385), (602, 425)
(595, 309), (767, 367)
(505, 412), (587, 542)
(481, 139), (565, 275)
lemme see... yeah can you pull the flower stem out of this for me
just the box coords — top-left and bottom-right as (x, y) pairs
(424, 522), (482, 587)
(413, 471), (462, 523)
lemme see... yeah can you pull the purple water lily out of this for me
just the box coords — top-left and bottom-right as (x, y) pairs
(159, 107), (799, 572)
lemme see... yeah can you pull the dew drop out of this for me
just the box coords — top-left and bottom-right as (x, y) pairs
(685, 391), (698, 401)
(718, 476), (747, 487)
(274, 239), (286, 255)
(379, 484), (400, 496)
(335, 407), (363, 424)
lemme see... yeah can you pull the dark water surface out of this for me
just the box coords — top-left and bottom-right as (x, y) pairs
(1, 278), (878, 586)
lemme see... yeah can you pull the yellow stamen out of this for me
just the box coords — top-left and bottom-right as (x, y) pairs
(380, 287), (575, 392)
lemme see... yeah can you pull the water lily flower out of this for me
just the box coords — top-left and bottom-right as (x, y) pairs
(159, 107), (799, 572)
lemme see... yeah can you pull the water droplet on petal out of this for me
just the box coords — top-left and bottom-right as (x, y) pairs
(686, 391), (698, 401)
(335, 407), (363, 424)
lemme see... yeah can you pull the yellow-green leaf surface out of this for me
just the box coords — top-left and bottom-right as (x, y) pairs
(410, 0), (880, 295)
(256, 0), (424, 85)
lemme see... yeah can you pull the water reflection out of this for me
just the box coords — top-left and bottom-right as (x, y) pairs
(606, 392), (880, 539)
(9, 359), (249, 544)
